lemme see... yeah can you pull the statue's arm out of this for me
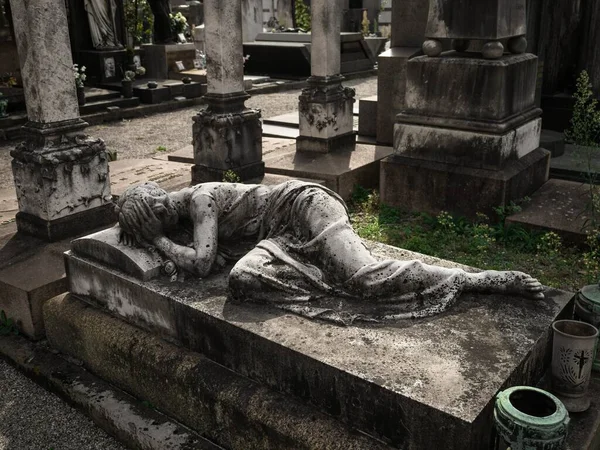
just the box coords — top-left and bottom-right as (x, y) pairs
(152, 197), (217, 277)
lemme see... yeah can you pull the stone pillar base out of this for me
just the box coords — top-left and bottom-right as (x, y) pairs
(191, 161), (266, 184)
(16, 204), (117, 242)
(376, 47), (422, 145)
(380, 148), (550, 218)
(297, 76), (356, 153)
(11, 119), (114, 241)
(192, 92), (263, 183)
(296, 131), (357, 154)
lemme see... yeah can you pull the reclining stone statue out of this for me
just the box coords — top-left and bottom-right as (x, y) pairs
(116, 180), (544, 324)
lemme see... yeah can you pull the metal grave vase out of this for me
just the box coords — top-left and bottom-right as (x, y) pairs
(551, 319), (599, 412)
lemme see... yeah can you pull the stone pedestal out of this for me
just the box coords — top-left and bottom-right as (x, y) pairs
(296, 0), (356, 153)
(192, 0), (264, 183)
(9, 0), (115, 241)
(143, 43), (197, 79)
(11, 122), (114, 241)
(385, 52), (548, 217)
(192, 94), (264, 183)
(297, 76), (356, 153)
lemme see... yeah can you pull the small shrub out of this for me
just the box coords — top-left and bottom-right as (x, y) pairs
(222, 170), (241, 183)
(295, 0), (311, 31)
(565, 70), (600, 147)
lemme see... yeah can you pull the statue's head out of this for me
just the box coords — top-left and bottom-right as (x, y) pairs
(116, 182), (179, 235)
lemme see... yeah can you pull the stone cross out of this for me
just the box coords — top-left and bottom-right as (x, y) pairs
(8, 0), (114, 241)
(191, 0), (264, 183)
(296, 0), (356, 153)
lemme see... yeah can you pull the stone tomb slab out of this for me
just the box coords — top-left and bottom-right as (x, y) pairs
(66, 229), (573, 449)
(263, 142), (393, 200)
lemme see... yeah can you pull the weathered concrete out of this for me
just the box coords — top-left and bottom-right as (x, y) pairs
(506, 179), (592, 244)
(403, 53), (538, 122)
(380, 148), (550, 218)
(358, 95), (378, 137)
(376, 47), (422, 144)
(0, 328), (220, 450)
(393, 118), (541, 170)
(263, 142), (393, 200)
(43, 293), (392, 450)
(425, 0), (526, 40)
(65, 234), (573, 449)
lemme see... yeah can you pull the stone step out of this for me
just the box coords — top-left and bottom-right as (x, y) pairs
(549, 143), (600, 184)
(79, 97), (141, 115)
(506, 178), (591, 245)
(84, 87), (121, 102)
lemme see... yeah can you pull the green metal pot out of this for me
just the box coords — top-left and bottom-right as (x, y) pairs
(574, 284), (600, 371)
(494, 386), (569, 450)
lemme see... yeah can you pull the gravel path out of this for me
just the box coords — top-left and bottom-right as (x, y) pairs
(0, 76), (377, 191)
(0, 358), (127, 450)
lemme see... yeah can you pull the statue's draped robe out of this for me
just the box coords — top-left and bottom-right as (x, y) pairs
(216, 181), (470, 325)
(84, 0), (120, 49)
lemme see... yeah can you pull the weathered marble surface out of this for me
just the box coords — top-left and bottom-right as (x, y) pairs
(205, 0), (245, 94)
(11, 134), (112, 222)
(311, 0), (342, 77)
(10, 0), (80, 124)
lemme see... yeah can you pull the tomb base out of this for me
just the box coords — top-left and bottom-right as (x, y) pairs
(62, 227), (573, 449)
(297, 76), (356, 153)
(143, 43), (196, 80)
(10, 120), (114, 241)
(191, 92), (263, 183)
(380, 147), (550, 218)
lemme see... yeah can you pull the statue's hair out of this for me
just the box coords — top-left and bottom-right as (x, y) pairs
(116, 182), (175, 236)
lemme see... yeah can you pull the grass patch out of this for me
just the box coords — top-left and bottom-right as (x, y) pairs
(155, 145), (167, 152)
(348, 186), (594, 292)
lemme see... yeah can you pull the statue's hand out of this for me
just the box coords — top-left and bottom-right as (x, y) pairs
(135, 200), (164, 243)
(118, 228), (138, 247)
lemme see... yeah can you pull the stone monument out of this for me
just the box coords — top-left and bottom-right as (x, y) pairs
(380, 0), (549, 217)
(296, 0), (356, 153)
(191, 0), (263, 183)
(9, 0), (114, 241)
(57, 178), (573, 448)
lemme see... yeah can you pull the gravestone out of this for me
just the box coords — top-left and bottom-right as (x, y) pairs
(242, 0), (263, 42)
(381, 0), (549, 217)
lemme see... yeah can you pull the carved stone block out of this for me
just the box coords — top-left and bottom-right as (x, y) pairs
(192, 97), (263, 182)
(297, 76), (356, 153)
(11, 134), (112, 222)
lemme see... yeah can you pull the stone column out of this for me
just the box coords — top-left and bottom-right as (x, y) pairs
(376, 0), (429, 144)
(9, 0), (114, 241)
(191, 0), (264, 183)
(296, 0), (356, 153)
(381, 0), (549, 217)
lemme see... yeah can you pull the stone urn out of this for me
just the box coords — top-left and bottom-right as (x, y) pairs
(494, 386), (569, 450)
(551, 319), (598, 412)
(76, 86), (86, 106)
(122, 79), (134, 98)
(575, 284), (600, 371)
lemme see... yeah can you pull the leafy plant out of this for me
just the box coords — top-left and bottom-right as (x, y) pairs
(123, 66), (146, 82)
(0, 310), (18, 336)
(156, 145), (167, 152)
(72, 64), (86, 88)
(565, 70), (600, 147)
(170, 12), (189, 36)
(222, 170), (241, 183)
(295, 0), (311, 31)
(124, 0), (154, 46)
